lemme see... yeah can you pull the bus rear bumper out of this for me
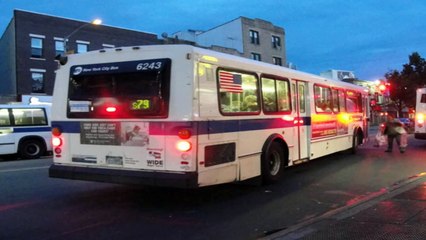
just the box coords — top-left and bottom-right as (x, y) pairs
(415, 133), (426, 140)
(49, 164), (199, 188)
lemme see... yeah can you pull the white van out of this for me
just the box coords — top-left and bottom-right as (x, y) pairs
(0, 104), (51, 158)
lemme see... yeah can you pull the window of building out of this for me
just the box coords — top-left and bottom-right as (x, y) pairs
(77, 43), (88, 53)
(272, 36), (281, 48)
(31, 37), (43, 58)
(249, 30), (260, 45)
(31, 69), (45, 93)
(251, 53), (261, 61)
(55, 39), (65, 56)
(273, 57), (282, 66)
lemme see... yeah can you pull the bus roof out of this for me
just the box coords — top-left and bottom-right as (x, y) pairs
(63, 44), (368, 93)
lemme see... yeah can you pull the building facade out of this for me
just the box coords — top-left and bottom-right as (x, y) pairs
(0, 10), (160, 103)
(172, 17), (286, 67)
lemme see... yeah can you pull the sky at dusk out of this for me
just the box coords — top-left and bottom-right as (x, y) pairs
(1, 0), (425, 81)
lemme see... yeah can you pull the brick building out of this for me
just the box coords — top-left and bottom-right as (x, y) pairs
(172, 17), (286, 67)
(0, 10), (160, 103)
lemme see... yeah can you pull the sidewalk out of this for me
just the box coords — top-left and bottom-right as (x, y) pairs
(267, 174), (426, 239)
(265, 126), (426, 240)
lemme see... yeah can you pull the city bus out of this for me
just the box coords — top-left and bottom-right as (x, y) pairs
(49, 44), (370, 188)
(415, 87), (426, 139)
(0, 104), (51, 158)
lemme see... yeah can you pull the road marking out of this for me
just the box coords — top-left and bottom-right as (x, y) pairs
(0, 166), (50, 173)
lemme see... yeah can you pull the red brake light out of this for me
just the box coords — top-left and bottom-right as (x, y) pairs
(106, 106), (117, 113)
(178, 129), (191, 139)
(52, 127), (62, 136)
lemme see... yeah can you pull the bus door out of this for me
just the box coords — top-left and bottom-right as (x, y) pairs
(363, 95), (370, 139)
(294, 81), (309, 160)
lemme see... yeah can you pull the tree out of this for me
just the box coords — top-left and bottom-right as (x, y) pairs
(385, 52), (426, 113)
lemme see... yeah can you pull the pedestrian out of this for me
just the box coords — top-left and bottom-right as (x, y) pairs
(383, 114), (406, 153)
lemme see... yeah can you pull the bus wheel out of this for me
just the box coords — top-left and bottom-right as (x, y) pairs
(261, 142), (284, 184)
(351, 131), (361, 154)
(19, 140), (45, 159)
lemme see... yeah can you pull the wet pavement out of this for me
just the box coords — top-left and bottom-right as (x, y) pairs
(265, 173), (426, 239)
(264, 125), (426, 240)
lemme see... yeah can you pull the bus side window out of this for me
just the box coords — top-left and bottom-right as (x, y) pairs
(338, 90), (346, 112)
(0, 109), (11, 126)
(242, 94), (258, 111)
(12, 108), (46, 126)
(278, 80), (290, 112)
(346, 91), (362, 112)
(346, 98), (356, 112)
(332, 89), (339, 112)
(261, 76), (290, 113)
(218, 69), (259, 114)
(298, 84), (306, 113)
(314, 85), (332, 113)
(261, 77), (278, 112)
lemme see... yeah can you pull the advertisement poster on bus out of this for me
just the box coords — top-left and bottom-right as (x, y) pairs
(311, 114), (349, 138)
(79, 121), (165, 169)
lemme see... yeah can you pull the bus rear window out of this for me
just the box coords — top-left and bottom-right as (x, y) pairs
(421, 94), (426, 103)
(67, 59), (170, 118)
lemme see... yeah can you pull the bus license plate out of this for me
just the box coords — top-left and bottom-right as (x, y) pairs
(106, 156), (123, 165)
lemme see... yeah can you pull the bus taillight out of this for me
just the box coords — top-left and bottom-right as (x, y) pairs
(52, 127), (63, 157)
(52, 137), (62, 147)
(52, 127), (62, 136)
(178, 129), (191, 139)
(176, 140), (191, 152)
(105, 106), (117, 113)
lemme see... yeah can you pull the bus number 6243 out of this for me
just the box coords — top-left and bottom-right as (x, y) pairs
(136, 62), (162, 71)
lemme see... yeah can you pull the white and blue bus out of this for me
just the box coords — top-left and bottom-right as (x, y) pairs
(49, 45), (369, 188)
(415, 87), (426, 139)
(0, 104), (51, 158)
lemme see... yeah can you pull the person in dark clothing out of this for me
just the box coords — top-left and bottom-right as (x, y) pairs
(383, 114), (405, 153)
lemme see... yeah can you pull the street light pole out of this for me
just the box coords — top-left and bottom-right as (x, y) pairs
(63, 18), (102, 55)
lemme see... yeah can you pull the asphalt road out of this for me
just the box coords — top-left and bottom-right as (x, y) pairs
(2, 133), (426, 240)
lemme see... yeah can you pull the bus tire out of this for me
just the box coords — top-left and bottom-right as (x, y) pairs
(261, 141), (285, 184)
(351, 130), (362, 154)
(19, 139), (45, 159)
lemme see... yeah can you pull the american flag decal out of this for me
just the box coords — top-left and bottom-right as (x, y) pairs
(219, 71), (243, 93)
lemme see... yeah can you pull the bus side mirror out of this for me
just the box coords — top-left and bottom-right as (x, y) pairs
(55, 54), (68, 66)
